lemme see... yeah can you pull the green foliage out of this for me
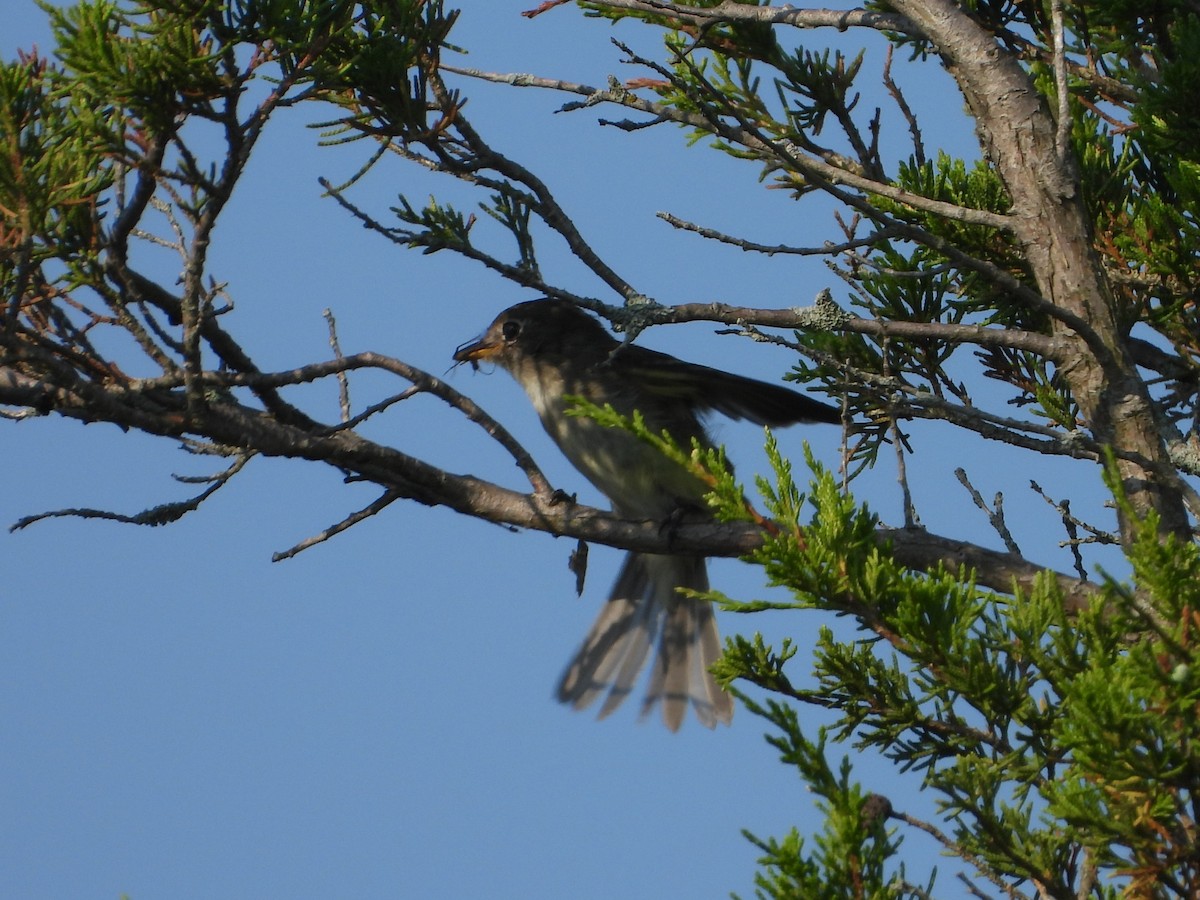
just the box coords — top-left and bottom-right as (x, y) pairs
(296, 0), (458, 141)
(0, 51), (113, 283)
(705, 447), (1200, 895)
(391, 195), (474, 254)
(563, 397), (745, 518)
(888, 154), (1017, 284)
(41, 0), (226, 132)
(847, 153), (1079, 426)
(480, 190), (539, 276)
(389, 187), (542, 277)
(772, 47), (866, 139)
(735, 709), (910, 900)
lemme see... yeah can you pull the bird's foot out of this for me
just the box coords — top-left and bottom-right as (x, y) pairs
(658, 501), (710, 550)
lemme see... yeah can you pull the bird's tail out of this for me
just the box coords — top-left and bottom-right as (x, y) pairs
(555, 552), (733, 731)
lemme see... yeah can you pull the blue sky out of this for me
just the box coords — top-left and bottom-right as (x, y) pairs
(2, 4), (1125, 898)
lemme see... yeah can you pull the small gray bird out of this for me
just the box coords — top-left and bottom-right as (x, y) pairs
(454, 299), (839, 730)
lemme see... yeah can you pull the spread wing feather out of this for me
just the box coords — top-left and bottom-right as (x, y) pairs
(608, 346), (840, 427)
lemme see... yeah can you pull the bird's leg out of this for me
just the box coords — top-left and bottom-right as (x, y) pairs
(658, 500), (711, 551)
(548, 488), (577, 506)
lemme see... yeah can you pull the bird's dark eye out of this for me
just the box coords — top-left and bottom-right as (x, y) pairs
(501, 320), (521, 342)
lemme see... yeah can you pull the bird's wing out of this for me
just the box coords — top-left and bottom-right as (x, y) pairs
(608, 345), (841, 426)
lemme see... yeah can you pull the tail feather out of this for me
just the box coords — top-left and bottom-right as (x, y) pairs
(556, 552), (733, 731)
(596, 618), (654, 721)
(558, 553), (655, 715)
(595, 554), (656, 720)
(690, 600), (730, 729)
(700, 609), (730, 723)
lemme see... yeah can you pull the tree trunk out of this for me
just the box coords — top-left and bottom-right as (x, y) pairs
(892, 0), (1191, 541)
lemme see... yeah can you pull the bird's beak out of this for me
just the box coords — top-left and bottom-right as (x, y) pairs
(453, 336), (502, 368)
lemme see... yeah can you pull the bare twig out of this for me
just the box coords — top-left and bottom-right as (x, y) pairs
(892, 807), (1027, 899)
(272, 490), (402, 561)
(319, 176), (583, 307)
(955, 468), (1021, 556)
(323, 308), (352, 423)
(657, 211), (904, 257)
(522, 0), (572, 18)
(883, 330), (919, 528)
(653, 299), (1063, 361)
(10, 452), (253, 532)
(323, 387), (422, 435)
(892, 410), (918, 529)
(1029, 480), (1118, 580)
(882, 44), (925, 168)
(425, 68), (643, 304)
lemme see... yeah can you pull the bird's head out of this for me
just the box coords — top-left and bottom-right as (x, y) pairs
(452, 299), (615, 372)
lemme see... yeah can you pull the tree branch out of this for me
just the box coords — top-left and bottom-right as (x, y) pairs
(567, 1), (920, 37)
(424, 68), (644, 303)
(2, 359), (1098, 613)
(442, 64), (1013, 232)
(650, 299), (1064, 361)
(887, 0), (1192, 539)
(656, 211), (906, 258)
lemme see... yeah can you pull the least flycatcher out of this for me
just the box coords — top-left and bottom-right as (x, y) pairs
(454, 299), (839, 730)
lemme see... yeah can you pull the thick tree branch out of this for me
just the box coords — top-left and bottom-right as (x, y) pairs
(559, 1), (920, 37)
(886, 0), (1191, 539)
(125, 352), (554, 497)
(2, 358), (1098, 617)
